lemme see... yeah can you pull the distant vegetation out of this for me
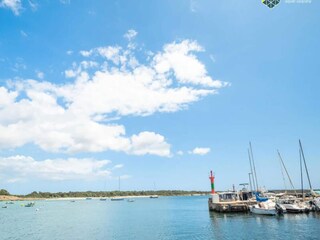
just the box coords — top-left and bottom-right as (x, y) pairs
(0, 189), (10, 195)
(23, 190), (209, 199)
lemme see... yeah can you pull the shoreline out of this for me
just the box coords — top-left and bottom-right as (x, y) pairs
(0, 194), (209, 202)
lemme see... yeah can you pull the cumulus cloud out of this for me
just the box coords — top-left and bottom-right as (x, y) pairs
(153, 40), (228, 88)
(0, 30), (228, 157)
(0, 0), (22, 15)
(0, 155), (115, 181)
(130, 132), (171, 157)
(190, 147), (210, 155)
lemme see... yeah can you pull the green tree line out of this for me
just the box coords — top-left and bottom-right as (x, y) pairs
(23, 190), (209, 198)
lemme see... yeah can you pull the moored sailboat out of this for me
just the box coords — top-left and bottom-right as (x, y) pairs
(247, 143), (283, 215)
(249, 193), (284, 215)
(111, 176), (124, 201)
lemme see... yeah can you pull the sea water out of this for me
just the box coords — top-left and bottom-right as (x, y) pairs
(0, 196), (319, 240)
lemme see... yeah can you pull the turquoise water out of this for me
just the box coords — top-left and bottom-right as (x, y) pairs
(1, 196), (319, 240)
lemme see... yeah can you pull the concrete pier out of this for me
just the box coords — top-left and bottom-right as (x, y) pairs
(208, 198), (256, 213)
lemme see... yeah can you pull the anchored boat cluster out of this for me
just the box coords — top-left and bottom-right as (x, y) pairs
(208, 140), (320, 215)
(208, 190), (320, 215)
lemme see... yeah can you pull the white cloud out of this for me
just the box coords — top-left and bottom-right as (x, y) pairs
(177, 150), (184, 156)
(12, 58), (26, 71)
(124, 29), (138, 41)
(28, 0), (37, 11)
(130, 132), (171, 157)
(190, 147), (210, 155)
(113, 164), (124, 169)
(7, 178), (23, 183)
(0, 155), (113, 181)
(0, 30), (228, 156)
(0, 0), (22, 15)
(66, 50), (73, 55)
(80, 50), (92, 57)
(153, 40), (229, 88)
(190, 0), (198, 12)
(36, 70), (44, 79)
(209, 54), (216, 63)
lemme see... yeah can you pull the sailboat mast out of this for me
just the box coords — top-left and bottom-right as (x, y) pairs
(300, 148), (304, 199)
(299, 140), (312, 191)
(248, 149), (256, 192)
(248, 173), (253, 192)
(250, 142), (259, 192)
(277, 150), (296, 194)
(277, 150), (288, 193)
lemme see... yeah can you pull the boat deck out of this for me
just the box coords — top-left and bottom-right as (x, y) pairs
(208, 198), (257, 213)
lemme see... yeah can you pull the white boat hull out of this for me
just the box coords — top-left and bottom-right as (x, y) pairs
(312, 198), (320, 211)
(282, 204), (305, 213)
(250, 205), (277, 215)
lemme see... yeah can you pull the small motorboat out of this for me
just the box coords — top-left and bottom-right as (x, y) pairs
(99, 198), (107, 201)
(150, 195), (159, 199)
(25, 202), (35, 207)
(111, 197), (124, 201)
(277, 197), (309, 213)
(2, 205), (8, 208)
(127, 198), (135, 202)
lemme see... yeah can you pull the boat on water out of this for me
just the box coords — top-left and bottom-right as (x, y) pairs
(127, 198), (135, 202)
(5, 201), (14, 204)
(250, 192), (284, 215)
(218, 191), (238, 202)
(150, 195), (159, 199)
(248, 143), (279, 216)
(277, 196), (309, 213)
(99, 198), (107, 201)
(250, 202), (278, 215)
(2, 205), (8, 208)
(25, 202), (35, 207)
(110, 176), (125, 201)
(311, 197), (320, 211)
(86, 197), (92, 200)
(111, 197), (124, 201)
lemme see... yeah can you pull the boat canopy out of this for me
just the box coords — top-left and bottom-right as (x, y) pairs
(255, 193), (268, 202)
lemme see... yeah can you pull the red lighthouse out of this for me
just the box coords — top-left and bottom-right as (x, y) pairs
(209, 170), (215, 194)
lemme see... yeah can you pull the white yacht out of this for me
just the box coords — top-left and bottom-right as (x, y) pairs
(249, 200), (278, 215)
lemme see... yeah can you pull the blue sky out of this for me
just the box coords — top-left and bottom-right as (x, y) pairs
(0, 0), (319, 194)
